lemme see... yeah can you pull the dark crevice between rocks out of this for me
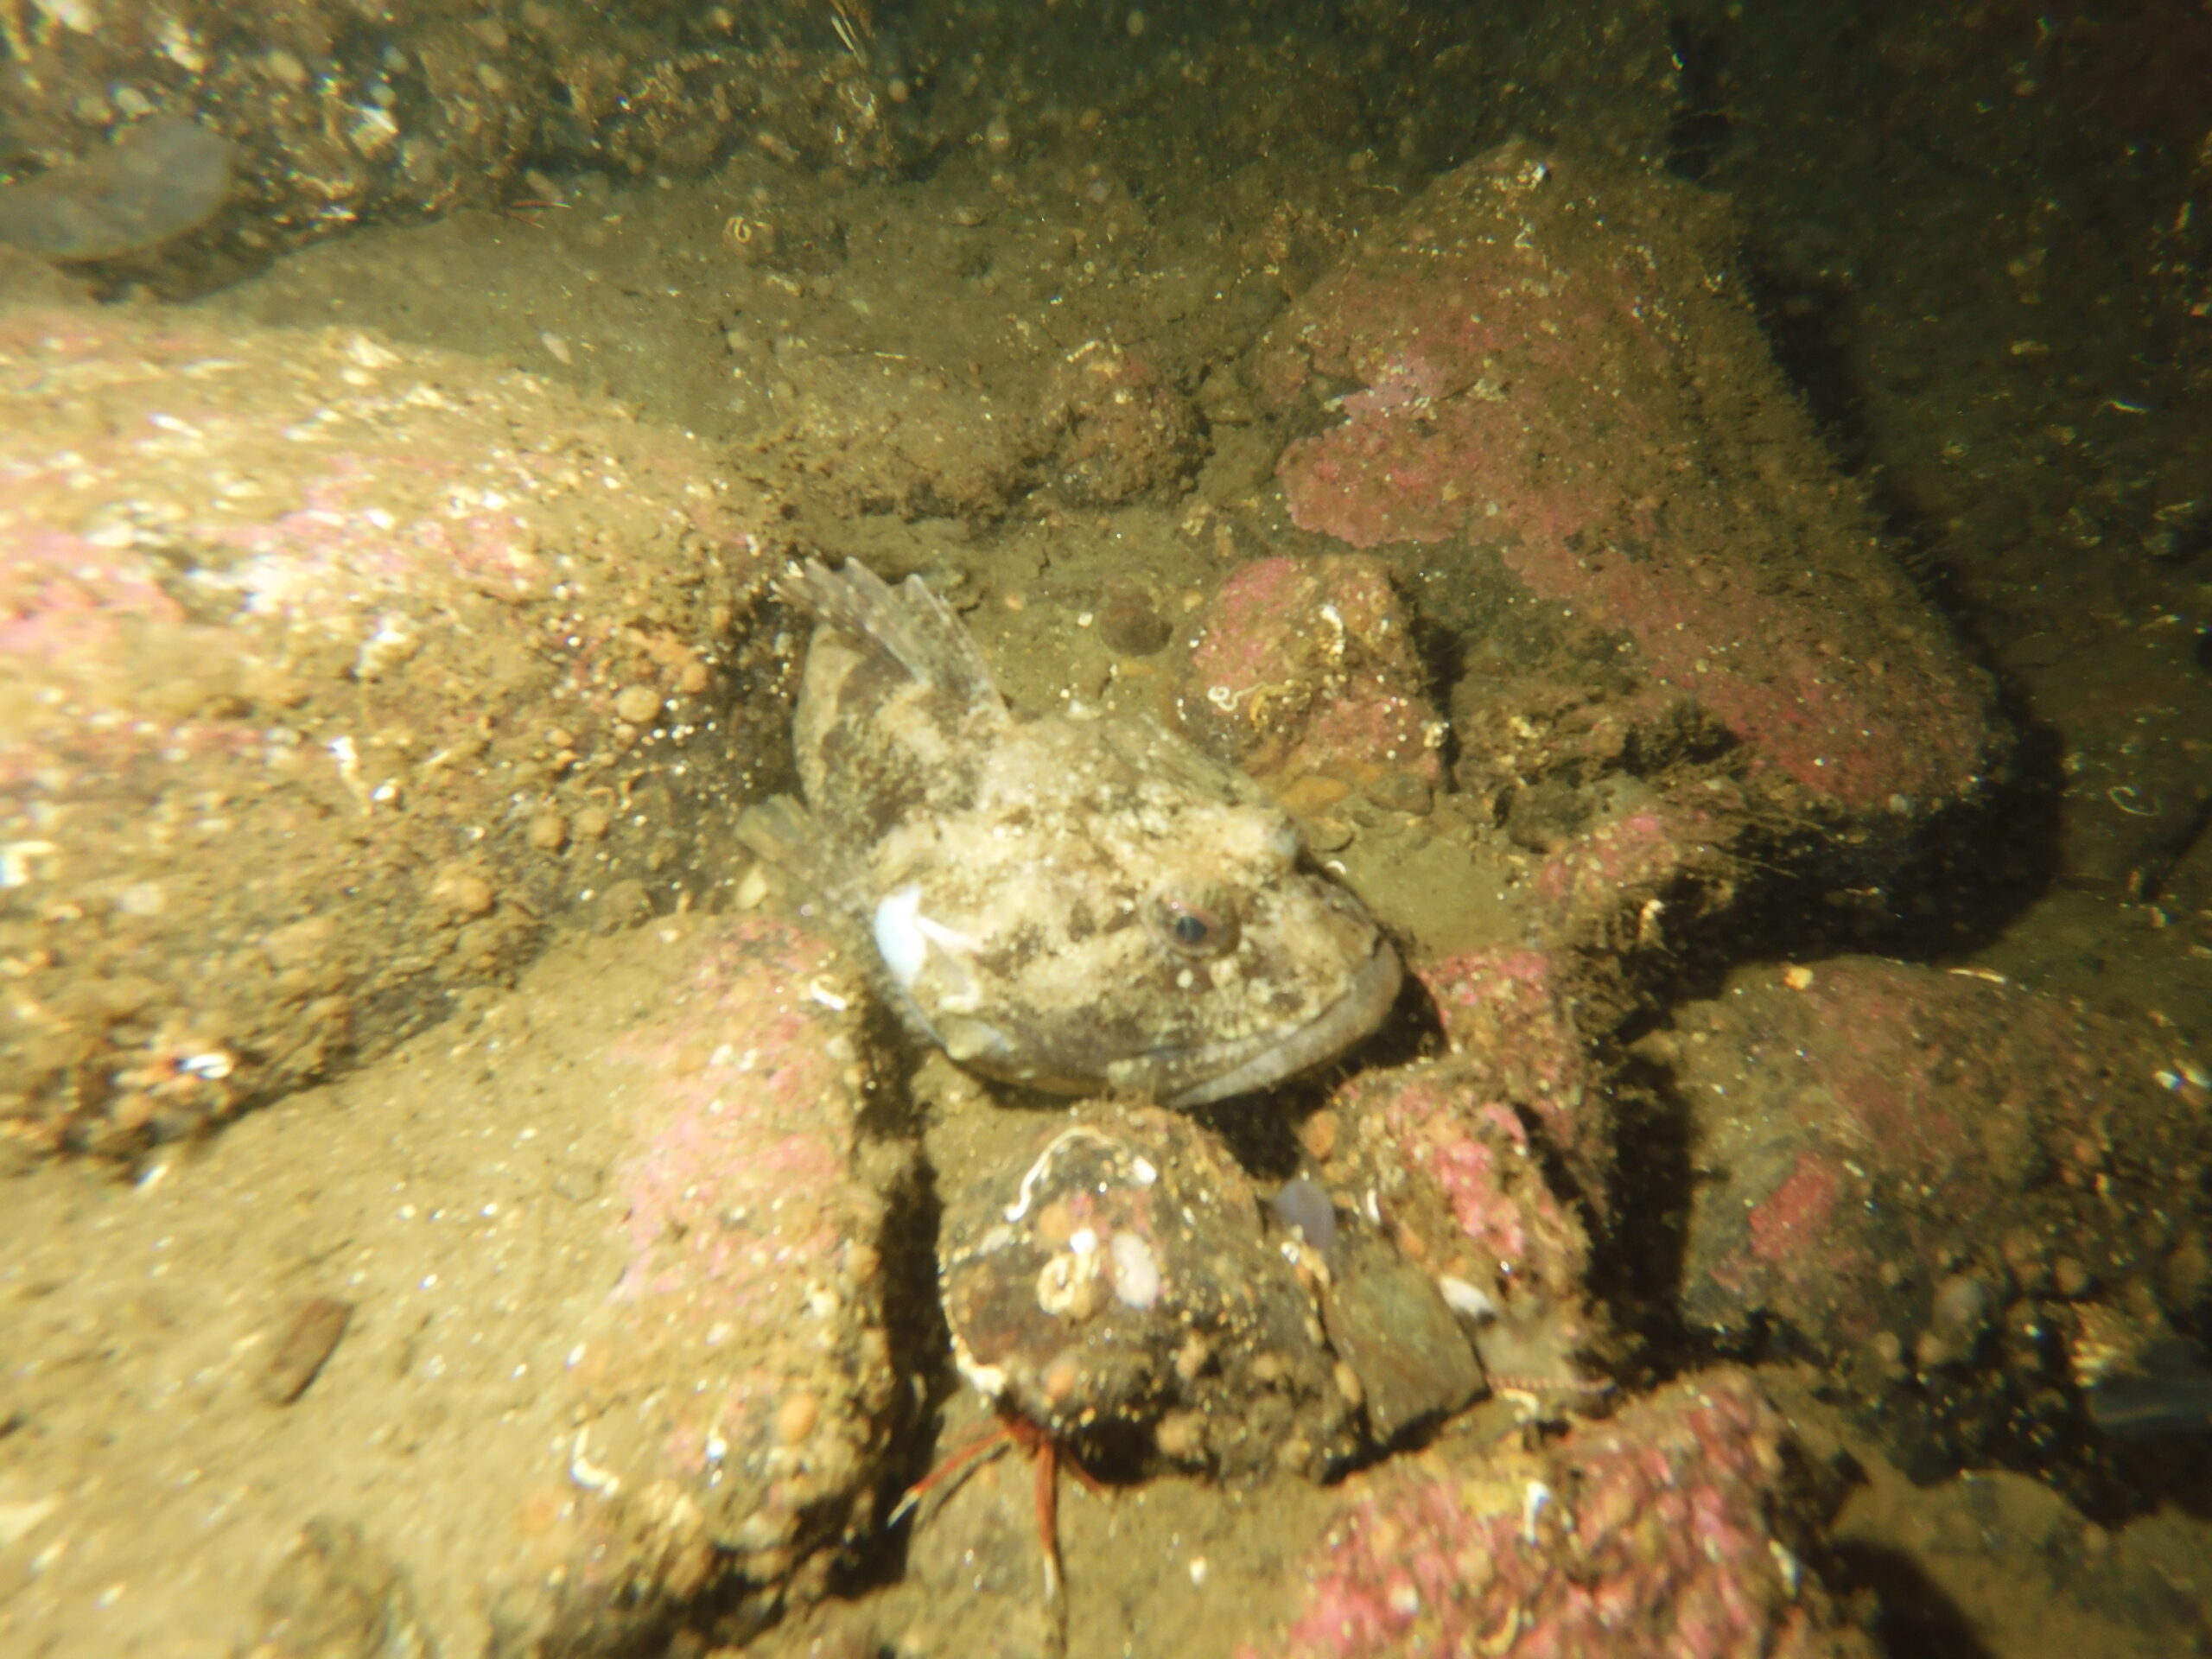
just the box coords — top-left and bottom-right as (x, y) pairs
(1828, 1540), (2002, 1659)
(1661, 13), (1736, 187)
(824, 1050), (954, 1606)
(1567, 1050), (1691, 1393)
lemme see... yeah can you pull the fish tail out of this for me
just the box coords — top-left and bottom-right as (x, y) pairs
(795, 558), (998, 702)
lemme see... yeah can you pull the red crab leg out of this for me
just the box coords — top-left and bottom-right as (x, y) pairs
(887, 1419), (1016, 1527)
(1035, 1431), (1063, 1602)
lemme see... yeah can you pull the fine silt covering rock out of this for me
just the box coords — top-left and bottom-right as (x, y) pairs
(0, 299), (783, 1159)
(1662, 957), (2212, 1461)
(1256, 143), (2000, 825)
(0, 914), (905, 1657)
(1238, 1370), (1878, 1659)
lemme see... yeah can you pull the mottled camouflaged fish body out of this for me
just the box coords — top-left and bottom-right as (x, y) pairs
(742, 558), (1401, 1107)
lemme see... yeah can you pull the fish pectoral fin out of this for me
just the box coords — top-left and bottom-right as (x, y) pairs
(938, 1017), (1014, 1065)
(795, 557), (1000, 705)
(1103, 1055), (1160, 1096)
(735, 795), (869, 914)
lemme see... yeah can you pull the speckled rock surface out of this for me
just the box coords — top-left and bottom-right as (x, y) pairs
(1317, 1055), (1605, 1398)
(934, 1101), (1357, 1478)
(0, 913), (906, 1658)
(1256, 143), (2000, 823)
(0, 2), (899, 278)
(1238, 1369), (1877, 1659)
(1175, 552), (1442, 817)
(0, 299), (783, 1158)
(1415, 946), (1611, 1211)
(1662, 957), (2212, 1464)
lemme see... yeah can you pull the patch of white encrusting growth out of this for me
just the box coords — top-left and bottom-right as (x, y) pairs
(872, 882), (982, 996)
(873, 884), (929, 985)
(569, 1427), (620, 1495)
(1109, 1230), (1161, 1310)
(1521, 1478), (1560, 1547)
(1437, 1274), (1499, 1321)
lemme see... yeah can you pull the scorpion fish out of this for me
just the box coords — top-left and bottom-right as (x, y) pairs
(740, 559), (1401, 1106)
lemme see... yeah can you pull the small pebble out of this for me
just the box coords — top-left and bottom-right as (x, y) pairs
(734, 862), (771, 909)
(775, 1390), (819, 1445)
(432, 868), (496, 918)
(1154, 1408), (1205, 1462)
(1042, 1351), (1083, 1402)
(1269, 1177), (1337, 1254)
(1931, 1273), (1992, 1339)
(572, 806), (613, 842)
(527, 810), (568, 852)
(1332, 1359), (1364, 1409)
(1365, 772), (1432, 817)
(613, 685), (664, 724)
(261, 1297), (353, 1405)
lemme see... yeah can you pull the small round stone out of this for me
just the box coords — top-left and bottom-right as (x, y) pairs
(614, 685), (664, 724)
(1042, 1351), (1083, 1403)
(433, 868), (496, 917)
(1173, 1332), (1212, 1384)
(1333, 1359), (1364, 1409)
(1154, 1408), (1205, 1463)
(1931, 1273), (1992, 1339)
(776, 1390), (819, 1445)
(572, 806), (613, 842)
(527, 810), (569, 852)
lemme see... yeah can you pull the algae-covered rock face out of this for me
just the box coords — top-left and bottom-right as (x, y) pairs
(0, 303), (779, 1160)
(937, 1103), (1360, 1477)
(747, 560), (1402, 1109)
(1246, 1371), (1880, 1659)
(1666, 957), (2212, 1464)
(1256, 142), (2001, 823)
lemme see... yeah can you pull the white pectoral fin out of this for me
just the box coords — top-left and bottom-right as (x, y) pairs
(938, 1016), (1014, 1065)
(873, 885), (929, 986)
(871, 885), (985, 1007)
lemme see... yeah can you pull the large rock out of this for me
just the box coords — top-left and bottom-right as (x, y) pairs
(1237, 1370), (1878, 1659)
(1256, 143), (2000, 824)
(0, 2), (899, 278)
(0, 914), (906, 1657)
(0, 300), (783, 1158)
(1661, 957), (2212, 1462)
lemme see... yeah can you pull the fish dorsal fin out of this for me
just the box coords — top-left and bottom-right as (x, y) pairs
(796, 558), (999, 704)
(734, 794), (873, 918)
(734, 792), (956, 1052)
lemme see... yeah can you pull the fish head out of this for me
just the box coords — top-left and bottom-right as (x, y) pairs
(869, 725), (1401, 1105)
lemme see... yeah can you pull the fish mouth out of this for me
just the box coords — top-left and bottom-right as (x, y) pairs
(1141, 937), (1404, 1109)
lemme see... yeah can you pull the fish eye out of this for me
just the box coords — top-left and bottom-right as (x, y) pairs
(1149, 888), (1240, 957)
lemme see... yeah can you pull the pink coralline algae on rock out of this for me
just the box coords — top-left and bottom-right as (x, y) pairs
(1325, 1056), (1601, 1394)
(1667, 957), (2212, 1391)
(0, 301), (777, 1156)
(582, 917), (898, 1592)
(1242, 1370), (1876, 1659)
(1257, 143), (1997, 817)
(1178, 551), (1440, 803)
(1415, 948), (1609, 1211)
